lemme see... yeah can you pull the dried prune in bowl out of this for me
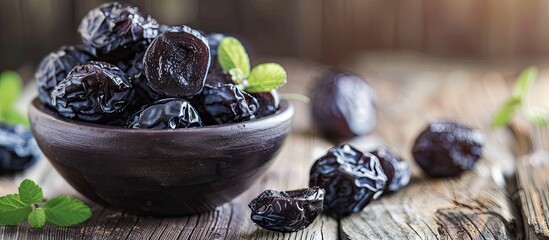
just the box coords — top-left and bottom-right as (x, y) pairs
(205, 32), (226, 71)
(370, 146), (411, 193)
(78, 2), (159, 59)
(127, 98), (203, 129)
(309, 144), (387, 218)
(252, 90), (280, 118)
(310, 68), (376, 140)
(50, 61), (134, 123)
(193, 83), (258, 125)
(0, 123), (41, 173)
(249, 187), (324, 232)
(412, 120), (483, 178)
(35, 45), (92, 107)
(144, 25), (210, 97)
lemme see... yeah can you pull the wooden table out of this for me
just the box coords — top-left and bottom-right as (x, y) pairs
(2, 54), (548, 239)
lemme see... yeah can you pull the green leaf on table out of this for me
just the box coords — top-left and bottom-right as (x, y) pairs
(526, 108), (549, 127)
(218, 37), (250, 77)
(492, 97), (522, 128)
(43, 196), (92, 227)
(1, 107), (29, 127)
(28, 208), (45, 229)
(512, 66), (538, 100)
(0, 71), (23, 114)
(18, 179), (43, 205)
(0, 194), (32, 225)
(246, 63), (287, 93)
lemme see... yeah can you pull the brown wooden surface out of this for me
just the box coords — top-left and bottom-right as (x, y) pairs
(1, 55), (545, 239)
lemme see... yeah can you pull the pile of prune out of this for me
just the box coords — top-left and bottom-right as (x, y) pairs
(35, 2), (283, 130)
(0, 123), (41, 173)
(412, 120), (483, 178)
(310, 68), (377, 140)
(248, 187), (324, 232)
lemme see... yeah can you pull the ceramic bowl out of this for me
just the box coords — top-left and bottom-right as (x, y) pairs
(29, 99), (293, 216)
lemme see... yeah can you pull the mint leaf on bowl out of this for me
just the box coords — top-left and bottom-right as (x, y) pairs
(218, 36), (251, 79)
(247, 63), (287, 93)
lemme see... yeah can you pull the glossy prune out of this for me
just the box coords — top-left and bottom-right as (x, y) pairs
(0, 123), (41, 173)
(127, 98), (203, 129)
(205, 33), (226, 70)
(311, 69), (376, 140)
(412, 120), (483, 178)
(370, 146), (411, 193)
(309, 144), (387, 218)
(117, 52), (163, 102)
(78, 2), (159, 58)
(248, 187), (324, 232)
(51, 61), (134, 123)
(144, 25), (210, 97)
(35, 45), (92, 107)
(194, 83), (258, 125)
(204, 69), (233, 85)
(252, 90), (280, 117)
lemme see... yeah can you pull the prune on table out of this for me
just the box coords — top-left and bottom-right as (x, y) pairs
(311, 68), (377, 140)
(144, 25), (210, 97)
(248, 187), (324, 232)
(35, 45), (92, 107)
(251, 90), (280, 118)
(78, 2), (159, 59)
(0, 123), (41, 173)
(127, 98), (203, 129)
(50, 61), (134, 123)
(370, 146), (411, 193)
(309, 144), (387, 218)
(205, 32), (226, 70)
(412, 120), (483, 178)
(193, 83), (258, 125)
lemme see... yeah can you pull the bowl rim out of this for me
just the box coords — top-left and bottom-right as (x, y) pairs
(29, 98), (293, 134)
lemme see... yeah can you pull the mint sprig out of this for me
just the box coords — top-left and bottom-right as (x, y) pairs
(0, 71), (29, 127)
(492, 66), (547, 128)
(0, 179), (92, 229)
(217, 37), (287, 93)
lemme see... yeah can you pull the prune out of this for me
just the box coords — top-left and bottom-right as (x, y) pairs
(311, 69), (376, 140)
(370, 146), (411, 193)
(193, 83), (258, 125)
(78, 2), (159, 59)
(127, 98), (203, 129)
(205, 33), (226, 70)
(144, 25), (210, 97)
(35, 45), (92, 107)
(248, 187), (324, 232)
(117, 52), (163, 102)
(412, 120), (483, 178)
(51, 61), (134, 123)
(251, 90), (280, 117)
(0, 123), (41, 173)
(204, 69), (233, 85)
(309, 144), (387, 218)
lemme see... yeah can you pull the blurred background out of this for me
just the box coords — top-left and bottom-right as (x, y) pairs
(1, 0), (548, 77)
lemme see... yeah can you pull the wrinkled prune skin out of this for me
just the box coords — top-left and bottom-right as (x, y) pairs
(412, 120), (483, 178)
(35, 45), (93, 107)
(117, 52), (163, 102)
(127, 98), (203, 129)
(204, 69), (233, 85)
(193, 83), (258, 125)
(205, 33), (226, 70)
(51, 61), (134, 123)
(252, 90), (280, 118)
(249, 187), (324, 232)
(144, 25), (210, 97)
(370, 146), (411, 193)
(311, 69), (377, 140)
(0, 123), (41, 173)
(78, 2), (159, 59)
(309, 144), (387, 218)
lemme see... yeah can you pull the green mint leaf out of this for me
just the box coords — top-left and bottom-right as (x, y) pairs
(1, 107), (29, 127)
(229, 68), (246, 86)
(513, 66), (538, 100)
(19, 179), (43, 205)
(43, 196), (91, 227)
(0, 71), (23, 115)
(246, 63), (287, 93)
(492, 97), (522, 128)
(0, 194), (32, 225)
(28, 208), (46, 229)
(218, 37), (250, 77)
(526, 108), (548, 127)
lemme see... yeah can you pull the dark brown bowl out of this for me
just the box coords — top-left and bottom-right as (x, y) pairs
(29, 98), (293, 216)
